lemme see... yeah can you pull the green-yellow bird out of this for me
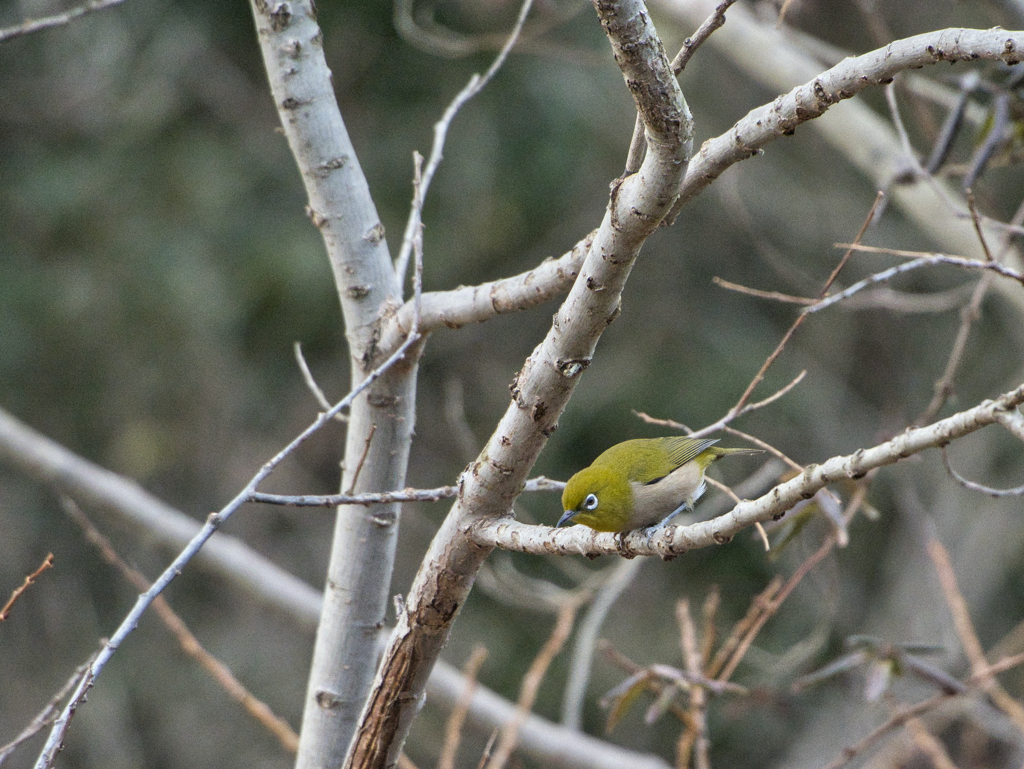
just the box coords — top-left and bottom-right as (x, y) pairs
(558, 437), (763, 533)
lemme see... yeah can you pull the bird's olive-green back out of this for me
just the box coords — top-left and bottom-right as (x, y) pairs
(590, 437), (720, 484)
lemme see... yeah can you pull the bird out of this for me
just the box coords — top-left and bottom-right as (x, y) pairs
(558, 437), (763, 533)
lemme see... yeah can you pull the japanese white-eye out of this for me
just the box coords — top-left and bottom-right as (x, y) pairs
(558, 437), (763, 533)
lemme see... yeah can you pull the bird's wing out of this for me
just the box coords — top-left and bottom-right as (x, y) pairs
(662, 437), (719, 468)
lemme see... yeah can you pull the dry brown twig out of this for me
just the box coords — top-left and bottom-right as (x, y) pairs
(676, 599), (710, 769)
(716, 535), (836, 683)
(0, 553), (54, 622)
(711, 277), (816, 306)
(903, 710), (959, 769)
(0, 655), (95, 764)
(925, 530), (1024, 734)
(822, 650), (1024, 769)
(482, 597), (583, 769)
(62, 499), (300, 753)
(437, 646), (489, 769)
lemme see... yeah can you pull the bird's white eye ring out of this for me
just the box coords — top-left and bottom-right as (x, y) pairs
(584, 493), (598, 511)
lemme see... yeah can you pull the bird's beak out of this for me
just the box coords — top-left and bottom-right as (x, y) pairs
(556, 509), (577, 528)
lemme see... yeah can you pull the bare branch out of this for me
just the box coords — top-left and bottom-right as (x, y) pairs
(384, 232), (593, 351)
(473, 381), (1024, 557)
(670, 26), (1024, 217)
(803, 253), (1024, 315)
(249, 475), (563, 507)
(33, 324), (422, 769)
(0, 553), (54, 622)
(626, 0), (736, 173)
(62, 499), (299, 752)
(0, 406), (324, 624)
(0, 406), (665, 769)
(0, 0), (128, 43)
(941, 446), (1024, 497)
(347, 2), (694, 764)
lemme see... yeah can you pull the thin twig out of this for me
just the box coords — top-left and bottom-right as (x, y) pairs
(249, 475), (564, 507)
(0, 0), (128, 43)
(706, 577), (783, 679)
(0, 553), (54, 621)
(916, 274), (991, 424)
(925, 528), (1024, 733)
(917, 189), (1023, 423)
(633, 368), (806, 445)
(711, 277), (815, 305)
(803, 254), (1024, 315)
(904, 712), (958, 769)
(732, 193), (883, 414)
(61, 499), (300, 752)
(346, 423), (377, 494)
(294, 342), (348, 422)
(34, 314), (424, 768)
(700, 587), (720, 669)
(965, 190), (995, 262)
(716, 535), (836, 683)
(0, 655), (95, 764)
(394, 0), (536, 289)
(677, 599), (710, 769)
(940, 446), (1024, 496)
(821, 652), (1024, 769)
(671, 0), (737, 74)
(720, 425), (803, 473)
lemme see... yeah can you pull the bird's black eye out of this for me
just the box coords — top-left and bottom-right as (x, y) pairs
(584, 493), (598, 511)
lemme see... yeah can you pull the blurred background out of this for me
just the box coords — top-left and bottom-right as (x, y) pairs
(1, 0), (1024, 766)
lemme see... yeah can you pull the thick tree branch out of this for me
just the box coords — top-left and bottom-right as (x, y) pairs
(345, 2), (693, 766)
(472, 382), (1024, 556)
(247, 2), (421, 766)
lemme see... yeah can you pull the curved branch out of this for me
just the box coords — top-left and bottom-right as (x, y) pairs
(381, 26), (1024, 350)
(472, 382), (1024, 557)
(346, 2), (694, 765)
(671, 27), (1024, 217)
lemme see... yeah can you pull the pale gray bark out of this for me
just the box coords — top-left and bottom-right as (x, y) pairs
(344, 2), (694, 766)
(247, 3), (418, 768)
